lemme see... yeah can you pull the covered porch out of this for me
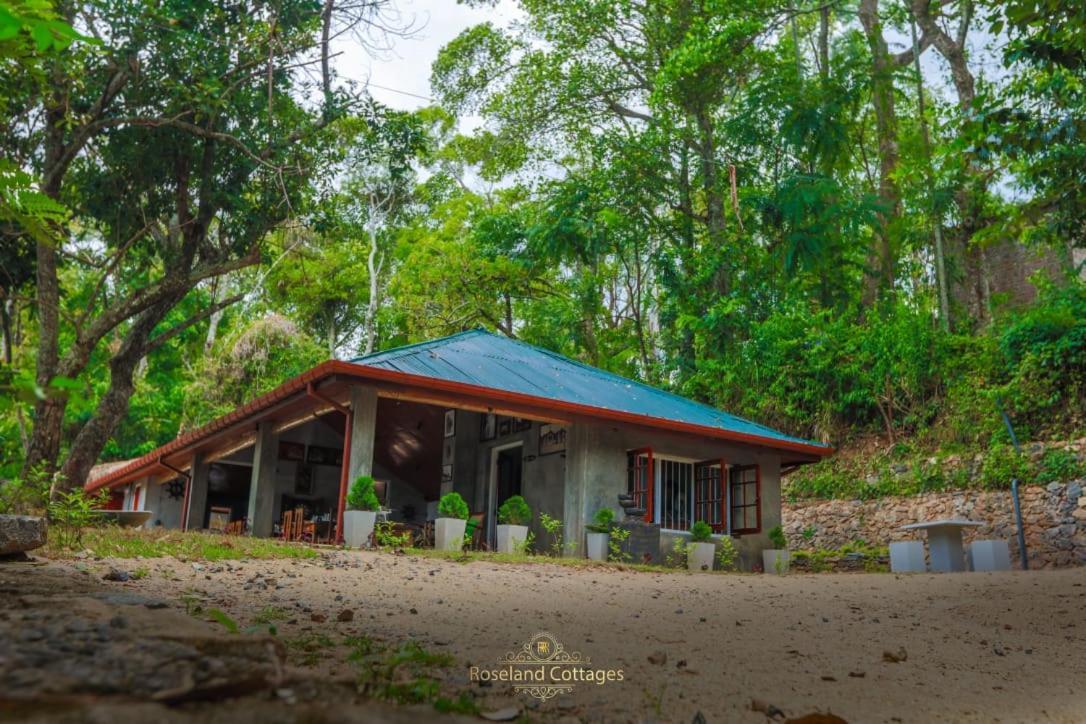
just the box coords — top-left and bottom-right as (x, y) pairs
(103, 375), (569, 550)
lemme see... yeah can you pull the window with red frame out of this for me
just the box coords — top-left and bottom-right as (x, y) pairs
(628, 451), (731, 533)
(729, 465), (761, 534)
(693, 460), (726, 533)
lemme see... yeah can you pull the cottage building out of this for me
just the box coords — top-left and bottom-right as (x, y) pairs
(85, 330), (832, 567)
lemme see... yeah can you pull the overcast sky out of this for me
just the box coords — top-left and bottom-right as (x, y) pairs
(334, 0), (520, 114)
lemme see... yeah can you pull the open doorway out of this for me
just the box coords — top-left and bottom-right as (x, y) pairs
(487, 441), (523, 546)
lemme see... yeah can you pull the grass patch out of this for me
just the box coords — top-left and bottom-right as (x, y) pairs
(403, 547), (680, 573)
(285, 633), (336, 666)
(42, 526), (320, 561)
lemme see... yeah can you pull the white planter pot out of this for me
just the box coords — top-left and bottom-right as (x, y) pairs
(435, 517), (467, 552)
(762, 549), (791, 574)
(343, 510), (377, 549)
(687, 541), (716, 572)
(586, 532), (609, 561)
(496, 524), (529, 554)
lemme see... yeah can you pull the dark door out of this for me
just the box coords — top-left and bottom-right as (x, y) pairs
(496, 447), (523, 505)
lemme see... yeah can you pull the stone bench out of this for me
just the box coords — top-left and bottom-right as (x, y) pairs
(889, 540), (926, 573)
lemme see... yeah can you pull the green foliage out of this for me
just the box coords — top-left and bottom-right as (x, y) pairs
(437, 492), (469, 520)
(767, 525), (787, 549)
(0, 467), (50, 515)
(586, 507), (615, 534)
(43, 527), (318, 561)
(666, 537), (689, 568)
(689, 520), (713, 543)
(181, 316), (326, 429)
(205, 608), (240, 635)
(347, 475), (380, 512)
(538, 512), (564, 557)
(1038, 448), (1086, 484)
(46, 486), (107, 550)
(715, 536), (738, 572)
(373, 520), (412, 549)
(607, 526), (631, 563)
(979, 444), (1033, 490)
(496, 494), (531, 526)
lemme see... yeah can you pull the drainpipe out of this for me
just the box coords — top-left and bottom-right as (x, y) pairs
(306, 383), (352, 545)
(158, 457), (192, 531)
(997, 399), (1029, 570)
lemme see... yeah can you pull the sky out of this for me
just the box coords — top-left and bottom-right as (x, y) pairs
(334, 0), (521, 115)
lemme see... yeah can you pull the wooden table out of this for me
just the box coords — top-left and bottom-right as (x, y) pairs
(902, 519), (984, 572)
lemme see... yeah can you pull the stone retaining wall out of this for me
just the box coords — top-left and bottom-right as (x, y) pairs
(782, 480), (1086, 568)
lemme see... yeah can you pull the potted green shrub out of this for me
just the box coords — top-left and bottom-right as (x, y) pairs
(762, 524), (790, 574)
(435, 491), (470, 552)
(344, 475), (380, 548)
(687, 521), (715, 571)
(495, 495), (531, 553)
(585, 508), (614, 561)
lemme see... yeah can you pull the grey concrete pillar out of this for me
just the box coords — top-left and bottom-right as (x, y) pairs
(347, 385), (378, 483)
(562, 424), (588, 557)
(186, 453), (210, 530)
(141, 479), (162, 529)
(247, 422), (278, 537)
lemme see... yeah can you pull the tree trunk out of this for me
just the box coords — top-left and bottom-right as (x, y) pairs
(204, 277), (227, 353)
(59, 299), (177, 489)
(858, 0), (901, 306)
(695, 109), (729, 297)
(818, 5), (830, 81)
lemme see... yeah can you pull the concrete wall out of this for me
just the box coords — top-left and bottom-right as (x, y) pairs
(123, 476), (183, 529)
(564, 421), (781, 569)
(447, 410), (566, 548)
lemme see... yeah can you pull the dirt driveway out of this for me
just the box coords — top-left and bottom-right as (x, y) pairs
(11, 550), (1086, 723)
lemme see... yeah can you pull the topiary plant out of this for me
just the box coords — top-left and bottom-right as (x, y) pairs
(437, 491), (469, 520)
(497, 495), (531, 526)
(768, 524), (787, 549)
(689, 520), (713, 543)
(347, 475), (380, 511)
(586, 507), (614, 534)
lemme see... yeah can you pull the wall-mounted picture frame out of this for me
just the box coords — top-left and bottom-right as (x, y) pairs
(498, 417), (512, 437)
(539, 424), (567, 456)
(444, 409), (456, 438)
(441, 464), (453, 484)
(480, 413), (497, 441)
(278, 440), (305, 461)
(306, 444), (342, 466)
(514, 417), (532, 432)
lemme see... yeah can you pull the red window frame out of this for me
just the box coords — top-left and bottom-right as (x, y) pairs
(729, 464), (761, 535)
(694, 459), (727, 533)
(626, 448), (654, 523)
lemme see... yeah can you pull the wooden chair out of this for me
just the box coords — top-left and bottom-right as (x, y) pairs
(291, 506), (304, 541)
(281, 509), (295, 541)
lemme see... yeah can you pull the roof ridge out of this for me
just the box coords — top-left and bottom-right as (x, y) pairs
(349, 328), (485, 363)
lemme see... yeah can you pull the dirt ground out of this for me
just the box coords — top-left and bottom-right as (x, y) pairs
(5, 550), (1086, 723)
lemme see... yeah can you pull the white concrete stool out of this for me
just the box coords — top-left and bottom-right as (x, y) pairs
(889, 540), (926, 573)
(970, 539), (1012, 572)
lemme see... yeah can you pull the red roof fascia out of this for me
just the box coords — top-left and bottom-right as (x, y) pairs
(86, 360), (833, 492)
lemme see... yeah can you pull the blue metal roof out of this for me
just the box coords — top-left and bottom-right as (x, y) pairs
(349, 329), (827, 452)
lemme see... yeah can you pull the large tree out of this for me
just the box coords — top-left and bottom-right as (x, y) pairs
(7, 0), (395, 488)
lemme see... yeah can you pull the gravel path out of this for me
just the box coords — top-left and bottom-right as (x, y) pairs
(26, 551), (1086, 723)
